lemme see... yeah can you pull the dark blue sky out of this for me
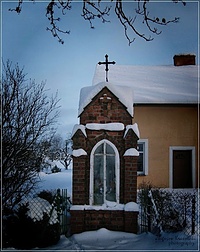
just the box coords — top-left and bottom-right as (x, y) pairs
(2, 1), (199, 137)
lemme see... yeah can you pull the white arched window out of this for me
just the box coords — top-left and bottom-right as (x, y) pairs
(90, 140), (120, 205)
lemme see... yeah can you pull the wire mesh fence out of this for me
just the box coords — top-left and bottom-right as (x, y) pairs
(37, 188), (71, 235)
(16, 188), (71, 235)
(138, 188), (199, 236)
(2, 188), (71, 249)
(2, 189), (71, 249)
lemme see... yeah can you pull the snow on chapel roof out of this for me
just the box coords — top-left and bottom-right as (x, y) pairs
(92, 64), (198, 104)
(78, 81), (134, 116)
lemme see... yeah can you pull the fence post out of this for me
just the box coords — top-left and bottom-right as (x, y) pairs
(191, 195), (195, 235)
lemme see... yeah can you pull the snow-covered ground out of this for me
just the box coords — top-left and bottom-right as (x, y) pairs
(37, 160), (72, 197)
(42, 228), (199, 251)
(7, 161), (199, 251)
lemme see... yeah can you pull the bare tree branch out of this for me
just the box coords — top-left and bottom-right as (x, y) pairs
(81, 0), (111, 29)
(46, 0), (71, 44)
(8, 0), (186, 44)
(2, 60), (60, 209)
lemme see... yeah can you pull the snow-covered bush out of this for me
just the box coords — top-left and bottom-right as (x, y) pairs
(38, 190), (55, 203)
(2, 198), (60, 249)
(151, 189), (185, 232)
(138, 181), (153, 207)
(138, 182), (185, 233)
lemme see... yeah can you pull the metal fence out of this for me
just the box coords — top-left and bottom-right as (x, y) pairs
(21, 188), (71, 235)
(138, 188), (199, 236)
(56, 189), (71, 235)
(2, 188), (71, 248)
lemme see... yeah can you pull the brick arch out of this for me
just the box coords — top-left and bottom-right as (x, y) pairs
(86, 131), (123, 153)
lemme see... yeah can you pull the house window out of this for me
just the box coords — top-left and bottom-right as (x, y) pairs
(90, 140), (119, 205)
(137, 139), (148, 175)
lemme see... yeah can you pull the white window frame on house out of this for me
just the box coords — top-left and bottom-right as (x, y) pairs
(169, 146), (196, 188)
(137, 139), (148, 176)
(90, 139), (120, 205)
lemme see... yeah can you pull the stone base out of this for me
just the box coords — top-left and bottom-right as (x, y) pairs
(70, 209), (138, 235)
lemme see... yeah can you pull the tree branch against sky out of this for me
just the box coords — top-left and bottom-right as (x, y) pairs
(2, 1), (197, 137)
(2, 61), (60, 210)
(9, 0), (186, 45)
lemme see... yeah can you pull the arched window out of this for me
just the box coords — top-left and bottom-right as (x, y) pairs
(90, 140), (119, 205)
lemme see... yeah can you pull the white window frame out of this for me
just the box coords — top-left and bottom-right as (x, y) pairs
(169, 146), (196, 188)
(90, 139), (120, 205)
(137, 139), (148, 176)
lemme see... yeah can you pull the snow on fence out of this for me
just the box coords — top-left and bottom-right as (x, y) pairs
(138, 188), (199, 236)
(21, 188), (71, 235)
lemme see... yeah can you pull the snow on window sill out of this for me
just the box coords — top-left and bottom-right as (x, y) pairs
(71, 201), (139, 212)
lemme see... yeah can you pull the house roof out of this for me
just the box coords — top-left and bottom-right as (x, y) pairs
(78, 82), (134, 116)
(92, 65), (199, 104)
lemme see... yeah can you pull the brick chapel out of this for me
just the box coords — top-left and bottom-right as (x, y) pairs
(70, 55), (140, 234)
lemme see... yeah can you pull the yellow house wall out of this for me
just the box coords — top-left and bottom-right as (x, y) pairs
(133, 105), (198, 188)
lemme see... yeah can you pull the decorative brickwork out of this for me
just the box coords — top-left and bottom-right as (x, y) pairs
(71, 83), (139, 234)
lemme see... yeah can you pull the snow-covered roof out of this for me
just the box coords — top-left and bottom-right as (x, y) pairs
(124, 124), (140, 139)
(72, 124), (87, 138)
(71, 123), (139, 138)
(124, 148), (139, 157)
(92, 65), (198, 104)
(78, 81), (134, 116)
(72, 148), (87, 157)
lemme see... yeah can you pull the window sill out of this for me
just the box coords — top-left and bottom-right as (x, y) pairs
(137, 173), (146, 176)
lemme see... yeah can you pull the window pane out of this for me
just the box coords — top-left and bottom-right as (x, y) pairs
(137, 153), (144, 172)
(106, 143), (115, 155)
(94, 144), (104, 154)
(137, 143), (143, 152)
(106, 156), (116, 202)
(95, 144), (104, 154)
(94, 155), (104, 205)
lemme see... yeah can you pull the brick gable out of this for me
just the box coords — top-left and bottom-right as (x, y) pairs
(80, 87), (132, 125)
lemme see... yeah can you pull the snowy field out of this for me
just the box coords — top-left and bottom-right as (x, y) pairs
(7, 161), (199, 251)
(37, 160), (72, 197)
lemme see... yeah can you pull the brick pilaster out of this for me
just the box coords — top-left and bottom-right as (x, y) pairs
(124, 156), (138, 203)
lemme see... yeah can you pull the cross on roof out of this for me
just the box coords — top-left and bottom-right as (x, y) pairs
(98, 54), (115, 82)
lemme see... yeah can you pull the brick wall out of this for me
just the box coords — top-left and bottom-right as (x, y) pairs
(71, 85), (139, 234)
(72, 129), (138, 205)
(72, 156), (87, 205)
(72, 86), (139, 204)
(124, 156), (138, 203)
(70, 210), (138, 234)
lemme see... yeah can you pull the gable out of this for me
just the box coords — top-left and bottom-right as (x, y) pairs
(78, 82), (134, 117)
(79, 87), (133, 125)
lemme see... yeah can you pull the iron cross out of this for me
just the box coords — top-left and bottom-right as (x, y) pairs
(98, 54), (115, 82)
